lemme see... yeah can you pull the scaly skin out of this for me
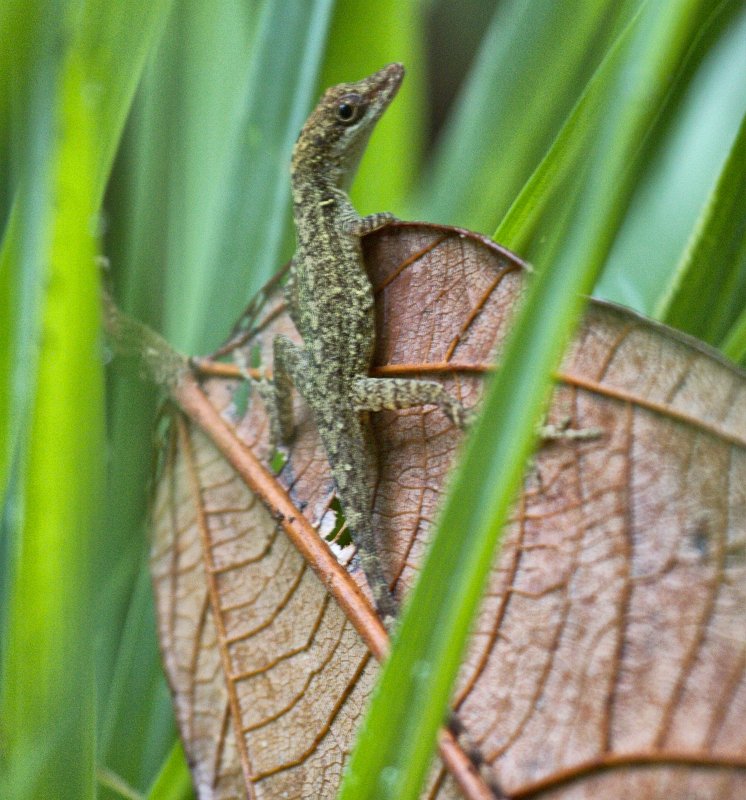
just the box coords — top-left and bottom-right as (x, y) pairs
(260, 64), (469, 626)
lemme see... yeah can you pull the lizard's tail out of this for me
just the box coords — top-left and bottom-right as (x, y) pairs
(323, 418), (399, 627)
(342, 503), (398, 628)
(356, 536), (398, 627)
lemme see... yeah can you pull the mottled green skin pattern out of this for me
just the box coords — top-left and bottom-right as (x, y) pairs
(266, 64), (468, 624)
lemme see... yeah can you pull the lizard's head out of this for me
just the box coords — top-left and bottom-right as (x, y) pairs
(292, 63), (405, 190)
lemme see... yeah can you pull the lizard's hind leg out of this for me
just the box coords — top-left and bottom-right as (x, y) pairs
(236, 334), (307, 446)
(351, 376), (474, 428)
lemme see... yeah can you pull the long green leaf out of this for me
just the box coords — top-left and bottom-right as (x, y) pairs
(0, 45), (103, 800)
(492, 7), (640, 253)
(96, 8), (256, 787)
(0, 0), (172, 510)
(656, 110), (746, 351)
(0, 1), (179, 798)
(99, 561), (179, 792)
(78, 0), (175, 204)
(0, 9), (59, 726)
(0, 1), (62, 532)
(338, 2), (729, 797)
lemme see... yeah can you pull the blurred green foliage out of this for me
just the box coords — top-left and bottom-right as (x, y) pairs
(1, 1), (744, 799)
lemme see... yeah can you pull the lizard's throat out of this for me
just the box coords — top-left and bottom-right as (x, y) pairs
(291, 168), (344, 206)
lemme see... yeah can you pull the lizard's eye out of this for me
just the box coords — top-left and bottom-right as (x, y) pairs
(336, 94), (365, 125)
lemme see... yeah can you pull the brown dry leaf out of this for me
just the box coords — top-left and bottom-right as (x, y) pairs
(150, 222), (746, 799)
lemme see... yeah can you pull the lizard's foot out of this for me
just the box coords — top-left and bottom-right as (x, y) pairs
(342, 211), (398, 236)
(449, 403), (476, 429)
(539, 415), (604, 442)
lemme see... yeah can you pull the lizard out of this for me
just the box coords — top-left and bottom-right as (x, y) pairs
(247, 63), (472, 627)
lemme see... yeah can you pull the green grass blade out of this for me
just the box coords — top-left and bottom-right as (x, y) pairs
(122, 0), (257, 354)
(0, 16), (58, 716)
(655, 110), (746, 349)
(0, 1), (63, 526)
(0, 3), (44, 216)
(1, 0), (173, 528)
(144, 740), (193, 800)
(338, 2), (727, 797)
(97, 767), (144, 800)
(99, 562), (178, 791)
(0, 2), (187, 798)
(492, 5), (641, 252)
(496, 1), (736, 259)
(1, 46), (103, 800)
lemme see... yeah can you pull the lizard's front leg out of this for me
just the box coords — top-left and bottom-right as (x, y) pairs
(342, 211), (398, 236)
(352, 377), (604, 443)
(351, 376), (473, 428)
(334, 192), (398, 236)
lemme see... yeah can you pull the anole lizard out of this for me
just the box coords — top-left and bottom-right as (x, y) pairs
(250, 64), (470, 626)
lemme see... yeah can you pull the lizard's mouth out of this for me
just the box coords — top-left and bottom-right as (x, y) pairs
(367, 63), (405, 109)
